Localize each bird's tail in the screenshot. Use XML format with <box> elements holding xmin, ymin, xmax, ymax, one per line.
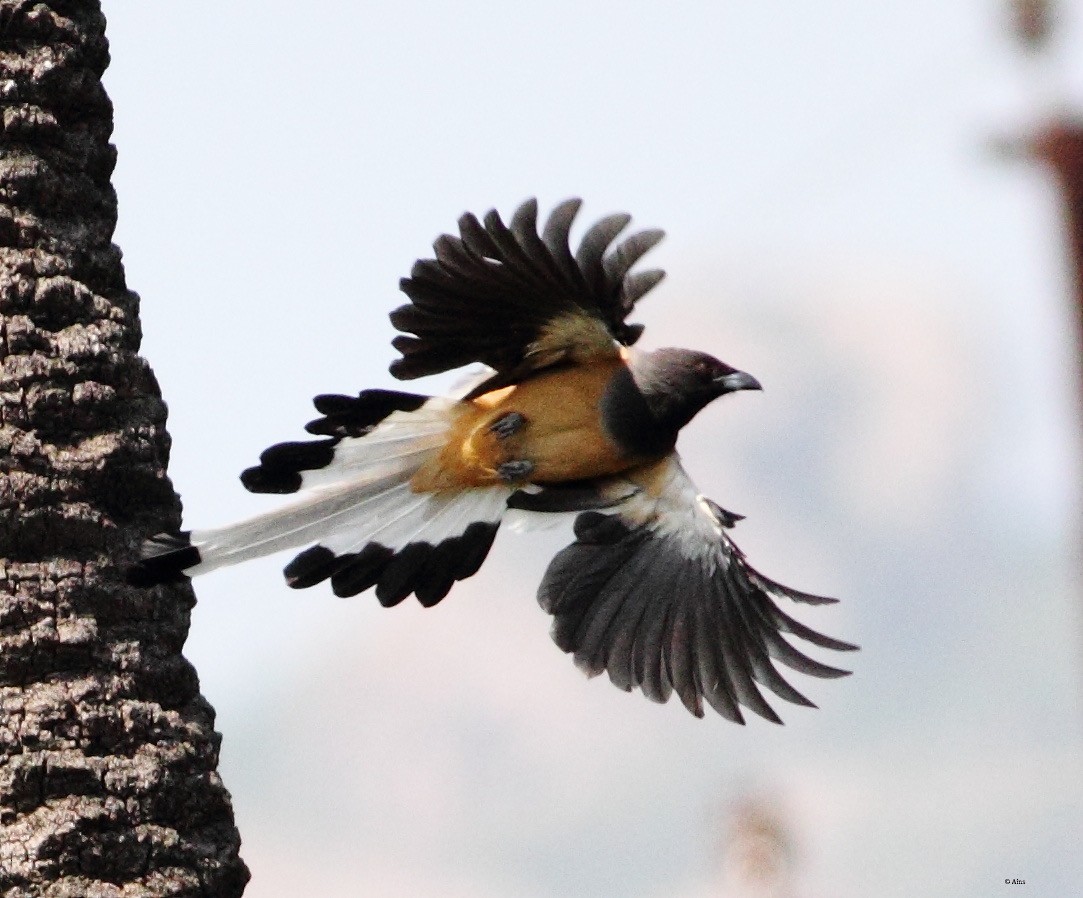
<box><xmin>128</xmin><ymin>389</ymin><xmax>514</xmax><ymax>606</ymax></box>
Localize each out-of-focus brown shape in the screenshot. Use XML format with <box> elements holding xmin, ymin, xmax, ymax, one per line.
<box><xmin>1009</xmin><ymin>0</ymin><xmax>1055</xmax><ymax>52</ymax></box>
<box><xmin>1032</xmin><ymin>123</ymin><xmax>1083</xmax><ymax>321</ymax></box>
<box><xmin>720</xmin><ymin>795</ymin><xmax>797</xmax><ymax>898</ymax></box>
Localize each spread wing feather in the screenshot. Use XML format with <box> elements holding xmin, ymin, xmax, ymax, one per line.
<box><xmin>391</xmin><ymin>198</ymin><xmax>665</xmax><ymax>388</ymax></box>
<box><xmin>536</xmin><ymin>459</ymin><xmax>857</xmax><ymax>722</ymax></box>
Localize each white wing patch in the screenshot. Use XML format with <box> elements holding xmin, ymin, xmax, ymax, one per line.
<box><xmin>319</xmin><ymin>482</ymin><xmax>511</xmax><ymax>557</ymax></box>
<box><xmin>297</xmin><ymin>398</ymin><xmax>455</xmax><ymax>491</ymax></box>
<box><xmin>607</xmin><ymin>456</ymin><xmax>729</xmax><ymax>571</ymax></box>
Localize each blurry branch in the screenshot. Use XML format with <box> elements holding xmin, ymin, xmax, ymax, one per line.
<box><xmin>995</xmin><ymin>0</ymin><xmax>1083</xmax><ymax>361</ymax></box>
<box><xmin>1008</xmin><ymin>0</ymin><xmax>1055</xmax><ymax>53</ymax></box>
<box><xmin>1031</xmin><ymin>123</ymin><xmax>1083</xmax><ymax>315</ymax></box>
<box><xmin>997</xmin><ymin>122</ymin><xmax>1083</xmax><ymax>317</ymax></box>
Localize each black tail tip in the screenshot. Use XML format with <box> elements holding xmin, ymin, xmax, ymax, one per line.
<box><xmin>126</xmin><ymin>531</ymin><xmax>200</xmax><ymax>587</ymax></box>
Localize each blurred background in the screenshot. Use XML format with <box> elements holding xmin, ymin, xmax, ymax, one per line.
<box><xmin>102</xmin><ymin>2</ymin><xmax>1082</xmax><ymax>895</ymax></box>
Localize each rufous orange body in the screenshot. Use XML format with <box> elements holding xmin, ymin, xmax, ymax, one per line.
<box><xmin>410</xmin><ymin>360</ymin><xmax>642</xmax><ymax>492</ymax></box>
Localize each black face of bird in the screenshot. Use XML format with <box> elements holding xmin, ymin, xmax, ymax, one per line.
<box><xmin>685</xmin><ymin>350</ymin><xmax>762</xmax><ymax>398</ymax></box>
<box><xmin>601</xmin><ymin>348</ymin><xmax>762</xmax><ymax>458</ymax></box>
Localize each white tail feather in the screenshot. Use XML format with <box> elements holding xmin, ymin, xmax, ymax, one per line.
<box><xmin>296</xmin><ymin>401</ymin><xmax>455</xmax><ymax>490</ymax></box>
<box><xmin>326</xmin><ymin>484</ymin><xmax>510</xmax><ymax>557</ymax></box>
<box><xmin>184</xmin><ymin>400</ymin><xmax>512</xmax><ymax>578</ymax></box>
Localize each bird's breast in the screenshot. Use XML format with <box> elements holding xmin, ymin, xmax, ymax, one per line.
<box><xmin>410</xmin><ymin>360</ymin><xmax>650</xmax><ymax>492</ymax></box>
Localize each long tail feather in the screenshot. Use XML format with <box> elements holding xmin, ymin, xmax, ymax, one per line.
<box><xmin>128</xmin><ymin>396</ymin><xmax>513</xmax><ymax>604</ymax></box>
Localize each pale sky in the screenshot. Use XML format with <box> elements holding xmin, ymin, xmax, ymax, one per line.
<box><xmin>102</xmin><ymin>3</ymin><xmax>1082</xmax><ymax>896</ymax></box>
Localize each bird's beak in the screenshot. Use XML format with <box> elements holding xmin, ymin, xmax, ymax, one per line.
<box><xmin>714</xmin><ymin>370</ymin><xmax>762</xmax><ymax>394</ymax></box>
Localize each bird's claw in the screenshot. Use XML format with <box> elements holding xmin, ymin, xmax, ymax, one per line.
<box><xmin>497</xmin><ymin>459</ymin><xmax>535</xmax><ymax>482</ymax></box>
<box><xmin>489</xmin><ymin>411</ymin><xmax>526</xmax><ymax>439</ymax></box>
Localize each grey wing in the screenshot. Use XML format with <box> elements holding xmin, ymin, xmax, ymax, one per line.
<box><xmin>536</xmin><ymin>462</ymin><xmax>857</xmax><ymax>723</ymax></box>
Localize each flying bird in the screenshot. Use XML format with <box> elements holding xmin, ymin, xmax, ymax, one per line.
<box><xmin>130</xmin><ymin>198</ymin><xmax>856</xmax><ymax>723</ymax></box>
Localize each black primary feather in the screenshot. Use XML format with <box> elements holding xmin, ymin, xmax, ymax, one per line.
<box><xmin>304</xmin><ymin>389</ymin><xmax>428</xmax><ymax>437</ymax></box>
<box><xmin>331</xmin><ymin>544</ymin><xmax>396</xmax><ymax>599</ymax></box>
<box><xmin>284</xmin><ymin>545</ymin><xmax>340</xmax><ymax>589</ymax></box>
<box><xmin>241</xmin><ymin>439</ymin><xmax>337</xmax><ymax>494</ymax></box>
<box><xmin>241</xmin><ymin>389</ymin><xmax>430</xmax><ymax>493</ymax></box>
<box><xmin>126</xmin><ymin>532</ymin><xmax>200</xmax><ymax>586</ymax></box>
<box><xmin>281</xmin><ymin>521</ymin><xmax>500</xmax><ymax>608</ymax></box>
<box><xmin>390</xmin><ymin>198</ymin><xmax>666</xmax><ymax>381</ymax></box>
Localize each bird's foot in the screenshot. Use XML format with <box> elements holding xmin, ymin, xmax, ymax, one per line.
<box><xmin>497</xmin><ymin>459</ymin><xmax>535</xmax><ymax>482</ymax></box>
<box><xmin>489</xmin><ymin>411</ymin><xmax>526</xmax><ymax>439</ymax></box>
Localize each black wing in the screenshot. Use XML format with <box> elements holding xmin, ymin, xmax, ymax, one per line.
<box><xmin>390</xmin><ymin>197</ymin><xmax>665</xmax><ymax>394</ymax></box>
<box><xmin>536</xmin><ymin>460</ymin><xmax>857</xmax><ymax>723</ymax></box>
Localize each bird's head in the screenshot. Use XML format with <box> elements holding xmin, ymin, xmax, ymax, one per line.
<box><xmin>602</xmin><ymin>347</ymin><xmax>762</xmax><ymax>455</ymax></box>
<box><xmin>634</xmin><ymin>347</ymin><xmax>761</xmax><ymax>418</ymax></box>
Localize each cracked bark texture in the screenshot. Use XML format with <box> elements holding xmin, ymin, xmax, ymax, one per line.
<box><xmin>0</xmin><ymin>2</ymin><xmax>248</xmax><ymax>895</ymax></box>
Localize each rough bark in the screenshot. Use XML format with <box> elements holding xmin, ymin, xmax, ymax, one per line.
<box><xmin>0</xmin><ymin>2</ymin><xmax>248</xmax><ymax>895</ymax></box>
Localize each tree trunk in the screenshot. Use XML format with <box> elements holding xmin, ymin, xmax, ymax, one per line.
<box><xmin>0</xmin><ymin>2</ymin><xmax>248</xmax><ymax>895</ymax></box>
